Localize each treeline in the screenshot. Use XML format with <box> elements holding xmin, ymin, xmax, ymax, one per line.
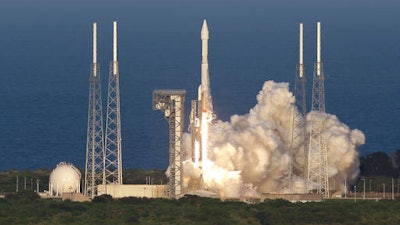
<box><xmin>1</xmin><ymin>192</ymin><xmax>400</xmax><ymax>224</ymax></box>
<box><xmin>360</xmin><ymin>150</ymin><xmax>400</xmax><ymax>177</ymax></box>
<box><xmin>1</xmin><ymin>150</ymin><xmax>400</xmax><ymax>193</ymax></box>
<box><xmin>0</xmin><ymin>169</ymin><xmax>167</xmax><ymax>193</ymax></box>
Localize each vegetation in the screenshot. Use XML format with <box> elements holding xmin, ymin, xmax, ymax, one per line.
<box><xmin>123</xmin><ymin>169</ymin><xmax>167</xmax><ymax>185</ymax></box>
<box><xmin>1</xmin><ymin>151</ymin><xmax>400</xmax><ymax>224</ymax></box>
<box><xmin>0</xmin><ymin>168</ymin><xmax>51</xmax><ymax>193</ymax></box>
<box><xmin>360</xmin><ymin>151</ymin><xmax>399</xmax><ymax>177</ymax></box>
<box><xmin>0</xmin><ymin>168</ymin><xmax>167</xmax><ymax>193</ymax></box>
<box><xmin>356</xmin><ymin>150</ymin><xmax>400</xmax><ymax>196</ymax></box>
<box><xmin>1</xmin><ymin>193</ymin><xmax>400</xmax><ymax>224</ymax></box>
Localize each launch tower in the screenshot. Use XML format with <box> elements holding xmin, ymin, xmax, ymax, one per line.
<box><xmin>307</xmin><ymin>22</ymin><xmax>329</xmax><ymax>197</ymax></box>
<box><xmin>289</xmin><ymin>23</ymin><xmax>307</xmax><ymax>190</ymax></box>
<box><xmin>84</xmin><ymin>23</ymin><xmax>105</xmax><ymax>198</ymax></box>
<box><xmin>153</xmin><ymin>90</ymin><xmax>186</xmax><ymax>199</ymax></box>
<box><xmin>104</xmin><ymin>21</ymin><xmax>123</xmax><ymax>184</ymax></box>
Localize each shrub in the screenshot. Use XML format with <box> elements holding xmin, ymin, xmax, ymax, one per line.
<box><xmin>92</xmin><ymin>194</ymin><xmax>113</xmax><ymax>203</ymax></box>
<box><xmin>5</xmin><ymin>190</ymin><xmax>40</xmax><ymax>202</ymax></box>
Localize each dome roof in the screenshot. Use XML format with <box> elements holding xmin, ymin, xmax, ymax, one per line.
<box><xmin>49</xmin><ymin>162</ymin><xmax>81</xmax><ymax>196</ymax></box>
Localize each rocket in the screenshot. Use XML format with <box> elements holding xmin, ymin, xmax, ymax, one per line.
<box><xmin>199</xmin><ymin>20</ymin><xmax>211</xmax><ymax>113</ymax></box>
<box><xmin>190</xmin><ymin>19</ymin><xmax>212</xmax><ymax>169</ymax></box>
<box><xmin>198</xmin><ymin>19</ymin><xmax>212</xmax><ymax>170</ymax></box>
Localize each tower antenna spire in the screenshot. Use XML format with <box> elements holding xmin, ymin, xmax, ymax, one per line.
<box><xmin>93</xmin><ymin>23</ymin><xmax>97</xmax><ymax>65</ymax></box>
<box><xmin>317</xmin><ymin>22</ymin><xmax>321</xmax><ymax>76</ymax></box>
<box><xmin>113</xmin><ymin>21</ymin><xmax>117</xmax><ymax>62</ymax></box>
<box><xmin>290</xmin><ymin>23</ymin><xmax>307</xmax><ymax>190</ymax></box>
<box><xmin>84</xmin><ymin>22</ymin><xmax>105</xmax><ymax>198</ymax></box>
<box><xmin>307</xmin><ymin>21</ymin><xmax>329</xmax><ymax>197</ymax></box>
<box><xmin>105</xmin><ymin>21</ymin><xmax>123</xmax><ymax>184</ymax></box>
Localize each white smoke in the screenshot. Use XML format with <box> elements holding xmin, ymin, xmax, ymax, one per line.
<box><xmin>310</xmin><ymin>112</ymin><xmax>365</xmax><ymax>191</ymax></box>
<box><xmin>181</xmin><ymin>80</ymin><xmax>365</xmax><ymax>197</ymax></box>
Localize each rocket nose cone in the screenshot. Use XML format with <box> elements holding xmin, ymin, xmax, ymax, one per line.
<box><xmin>201</xmin><ymin>20</ymin><xmax>209</xmax><ymax>40</ymax></box>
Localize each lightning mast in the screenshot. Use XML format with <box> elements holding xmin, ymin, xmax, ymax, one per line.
<box><xmin>104</xmin><ymin>21</ymin><xmax>123</xmax><ymax>184</ymax></box>
<box><xmin>289</xmin><ymin>23</ymin><xmax>307</xmax><ymax>190</ymax></box>
<box><xmin>84</xmin><ymin>22</ymin><xmax>105</xmax><ymax>198</ymax></box>
<box><xmin>307</xmin><ymin>22</ymin><xmax>329</xmax><ymax>197</ymax></box>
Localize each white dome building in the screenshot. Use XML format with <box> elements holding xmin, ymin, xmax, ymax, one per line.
<box><xmin>49</xmin><ymin>162</ymin><xmax>81</xmax><ymax>196</ymax></box>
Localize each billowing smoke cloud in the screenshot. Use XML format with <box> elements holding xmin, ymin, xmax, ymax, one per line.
<box><xmin>181</xmin><ymin>80</ymin><xmax>364</xmax><ymax>197</ymax></box>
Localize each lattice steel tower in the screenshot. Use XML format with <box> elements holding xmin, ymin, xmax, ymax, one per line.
<box><xmin>289</xmin><ymin>23</ymin><xmax>307</xmax><ymax>190</ymax></box>
<box><xmin>104</xmin><ymin>21</ymin><xmax>123</xmax><ymax>184</ymax></box>
<box><xmin>307</xmin><ymin>22</ymin><xmax>329</xmax><ymax>197</ymax></box>
<box><xmin>84</xmin><ymin>23</ymin><xmax>105</xmax><ymax>198</ymax></box>
<box><xmin>152</xmin><ymin>90</ymin><xmax>185</xmax><ymax>199</ymax></box>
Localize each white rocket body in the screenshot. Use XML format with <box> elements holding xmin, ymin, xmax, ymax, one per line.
<box><xmin>200</xmin><ymin>20</ymin><xmax>210</xmax><ymax>112</ymax></box>
<box><xmin>201</xmin><ymin>20</ymin><xmax>209</xmax><ymax>95</ymax></box>
<box><xmin>195</xmin><ymin>20</ymin><xmax>212</xmax><ymax>170</ymax></box>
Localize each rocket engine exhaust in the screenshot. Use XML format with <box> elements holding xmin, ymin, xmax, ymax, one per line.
<box><xmin>180</xmin><ymin>21</ymin><xmax>365</xmax><ymax>199</ymax></box>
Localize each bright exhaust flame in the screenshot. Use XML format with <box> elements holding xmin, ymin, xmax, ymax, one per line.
<box><xmin>194</xmin><ymin>140</ymin><xmax>200</xmax><ymax>167</ymax></box>
<box><xmin>201</xmin><ymin>112</ymin><xmax>209</xmax><ymax>170</ymax></box>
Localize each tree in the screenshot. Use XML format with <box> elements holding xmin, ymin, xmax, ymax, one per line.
<box><xmin>360</xmin><ymin>151</ymin><xmax>395</xmax><ymax>176</ymax></box>
<box><xmin>390</xmin><ymin>149</ymin><xmax>400</xmax><ymax>176</ymax></box>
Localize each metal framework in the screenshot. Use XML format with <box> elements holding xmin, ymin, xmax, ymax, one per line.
<box><xmin>189</xmin><ymin>100</ymin><xmax>200</xmax><ymax>163</ymax></box>
<box><xmin>84</xmin><ymin>63</ymin><xmax>105</xmax><ymax>197</ymax></box>
<box><xmin>152</xmin><ymin>90</ymin><xmax>185</xmax><ymax>199</ymax></box>
<box><xmin>84</xmin><ymin>23</ymin><xmax>105</xmax><ymax>198</ymax></box>
<box><xmin>307</xmin><ymin>22</ymin><xmax>329</xmax><ymax>197</ymax></box>
<box><xmin>104</xmin><ymin>21</ymin><xmax>123</xmax><ymax>184</ymax></box>
<box><xmin>289</xmin><ymin>23</ymin><xmax>307</xmax><ymax>190</ymax></box>
<box><xmin>104</xmin><ymin>61</ymin><xmax>123</xmax><ymax>184</ymax></box>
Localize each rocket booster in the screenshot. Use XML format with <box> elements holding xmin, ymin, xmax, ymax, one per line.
<box><xmin>199</xmin><ymin>20</ymin><xmax>210</xmax><ymax>113</ymax></box>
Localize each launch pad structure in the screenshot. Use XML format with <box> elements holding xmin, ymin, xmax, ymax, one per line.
<box><xmin>152</xmin><ymin>90</ymin><xmax>186</xmax><ymax>199</ymax></box>
<box><xmin>84</xmin><ymin>23</ymin><xmax>105</xmax><ymax>198</ymax></box>
<box><xmin>104</xmin><ymin>21</ymin><xmax>123</xmax><ymax>185</ymax></box>
<box><xmin>307</xmin><ymin>22</ymin><xmax>329</xmax><ymax>197</ymax></box>
<box><xmin>84</xmin><ymin>21</ymin><xmax>123</xmax><ymax>198</ymax></box>
<box><xmin>84</xmin><ymin>21</ymin><xmax>184</xmax><ymax>199</ymax></box>
<box><xmin>289</xmin><ymin>23</ymin><xmax>307</xmax><ymax>190</ymax></box>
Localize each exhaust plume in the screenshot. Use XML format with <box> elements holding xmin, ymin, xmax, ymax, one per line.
<box><xmin>181</xmin><ymin>80</ymin><xmax>364</xmax><ymax>197</ymax></box>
